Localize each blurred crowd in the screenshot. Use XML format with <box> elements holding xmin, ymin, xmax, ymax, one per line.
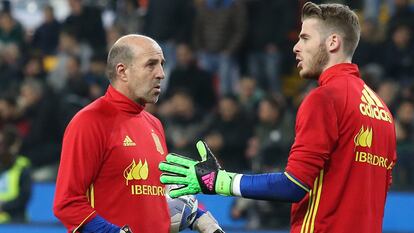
<box><xmin>0</xmin><ymin>0</ymin><xmax>413</xmax><ymax>229</ymax></box>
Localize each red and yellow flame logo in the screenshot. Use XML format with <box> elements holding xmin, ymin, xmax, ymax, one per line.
<box><xmin>124</xmin><ymin>159</ymin><xmax>149</xmax><ymax>185</ymax></box>
<box><xmin>354</xmin><ymin>126</ymin><xmax>373</xmax><ymax>148</ymax></box>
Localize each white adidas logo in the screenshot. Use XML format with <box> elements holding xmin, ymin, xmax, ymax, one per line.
<box><xmin>359</xmin><ymin>85</ymin><xmax>392</xmax><ymax>123</ymax></box>
<box><xmin>123</xmin><ymin>136</ymin><xmax>136</xmax><ymax>147</ymax></box>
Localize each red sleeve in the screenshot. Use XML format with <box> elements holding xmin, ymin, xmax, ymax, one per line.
<box><xmin>286</xmin><ymin>89</ymin><xmax>339</xmax><ymax>188</ymax></box>
<box><xmin>53</xmin><ymin>110</ymin><xmax>108</xmax><ymax>232</ymax></box>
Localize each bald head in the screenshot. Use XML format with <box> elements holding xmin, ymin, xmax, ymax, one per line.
<box><xmin>106</xmin><ymin>34</ymin><xmax>162</xmax><ymax>83</ymax></box>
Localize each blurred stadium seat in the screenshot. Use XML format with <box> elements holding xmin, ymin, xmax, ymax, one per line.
<box><xmin>0</xmin><ymin>224</ymin><xmax>66</xmax><ymax>233</ymax></box>
<box><xmin>383</xmin><ymin>192</ymin><xmax>414</xmax><ymax>232</ymax></box>
<box><xmin>27</xmin><ymin>182</ymin><xmax>59</xmax><ymax>223</ymax></box>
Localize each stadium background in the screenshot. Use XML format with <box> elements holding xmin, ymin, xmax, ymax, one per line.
<box><xmin>0</xmin><ymin>0</ymin><xmax>413</xmax><ymax>232</ymax></box>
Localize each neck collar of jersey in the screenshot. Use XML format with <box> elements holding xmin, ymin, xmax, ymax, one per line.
<box><xmin>105</xmin><ymin>85</ymin><xmax>144</xmax><ymax>115</ymax></box>
<box><xmin>318</xmin><ymin>63</ymin><xmax>360</xmax><ymax>86</ymax></box>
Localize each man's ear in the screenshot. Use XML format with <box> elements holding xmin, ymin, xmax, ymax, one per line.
<box><xmin>116</xmin><ymin>63</ymin><xmax>128</xmax><ymax>82</ymax></box>
<box><xmin>326</xmin><ymin>33</ymin><xmax>341</xmax><ymax>53</ymax></box>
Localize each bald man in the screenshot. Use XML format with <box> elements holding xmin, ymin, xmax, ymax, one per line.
<box><xmin>54</xmin><ymin>35</ymin><xmax>223</xmax><ymax>233</ymax></box>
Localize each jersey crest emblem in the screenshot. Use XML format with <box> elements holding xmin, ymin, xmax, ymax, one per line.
<box><xmin>151</xmin><ymin>131</ymin><xmax>165</xmax><ymax>155</ymax></box>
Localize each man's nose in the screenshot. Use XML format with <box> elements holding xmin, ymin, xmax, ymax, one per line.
<box><xmin>293</xmin><ymin>41</ymin><xmax>300</xmax><ymax>54</ymax></box>
<box><xmin>156</xmin><ymin>65</ymin><xmax>165</xmax><ymax>79</ymax></box>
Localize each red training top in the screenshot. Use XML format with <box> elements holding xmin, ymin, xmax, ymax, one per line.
<box><xmin>54</xmin><ymin>85</ymin><xmax>170</xmax><ymax>233</ymax></box>
<box><xmin>286</xmin><ymin>63</ymin><xmax>397</xmax><ymax>233</ymax></box>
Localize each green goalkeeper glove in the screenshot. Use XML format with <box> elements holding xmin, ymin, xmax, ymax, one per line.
<box><xmin>159</xmin><ymin>140</ymin><xmax>236</xmax><ymax>198</ymax></box>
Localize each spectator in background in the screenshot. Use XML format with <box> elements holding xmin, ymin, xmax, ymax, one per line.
<box><xmin>0</xmin><ymin>94</ymin><xmax>29</xmax><ymax>140</ymax></box>
<box><xmin>395</xmin><ymin>100</ymin><xmax>414</xmax><ymax>140</ymax></box>
<box><xmin>202</xmin><ymin>95</ymin><xmax>252</xmax><ymax>172</ymax></box>
<box><xmin>0</xmin><ymin>124</ymin><xmax>32</xmax><ymax>223</ymax></box>
<box><xmin>57</xmin><ymin>54</ymin><xmax>91</xmax><ymax>130</ymax></box>
<box><xmin>387</xmin><ymin>0</ymin><xmax>414</xmax><ymax>36</ymax></box>
<box><xmin>23</xmin><ymin>55</ymin><xmax>47</xmax><ymax>81</ymax></box>
<box><xmin>61</xmin><ymin>55</ymin><xmax>90</xmax><ymax>100</ymax></box>
<box><xmin>84</xmin><ymin>54</ymin><xmax>109</xmax><ymax>100</ymax></box>
<box><xmin>144</xmin><ymin>0</ymin><xmax>194</xmax><ymax>80</ymax></box>
<box><xmin>164</xmin><ymin>43</ymin><xmax>216</xmax><ymax>111</ymax></box>
<box><xmin>31</xmin><ymin>5</ymin><xmax>61</xmax><ymax>56</ymax></box>
<box><xmin>106</xmin><ymin>25</ymin><xmax>125</xmax><ymax>50</ymax></box>
<box><xmin>237</xmin><ymin>76</ymin><xmax>265</xmax><ymax>118</ymax></box>
<box><xmin>376</xmin><ymin>80</ymin><xmax>400</xmax><ymax>111</ymax></box>
<box><xmin>194</xmin><ymin>0</ymin><xmax>247</xmax><ymax>95</ymax></box>
<box><xmin>47</xmin><ymin>29</ymin><xmax>92</xmax><ymax>91</ymax></box>
<box><xmin>399</xmin><ymin>82</ymin><xmax>414</xmax><ymax>102</ymax></box>
<box><xmin>353</xmin><ymin>18</ymin><xmax>382</xmax><ymax>67</ymax></box>
<box><xmin>245</xmin><ymin>0</ymin><xmax>296</xmax><ymax>93</ymax></box>
<box><xmin>245</xmin><ymin>96</ymin><xmax>294</xmax><ymax>173</ymax></box>
<box><xmin>106</xmin><ymin>25</ymin><xmax>125</xmax><ymax>52</ymax></box>
<box><xmin>0</xmin><ymin>43</ymin><xmax>22</xmax><ymax>93</ymax></box>
<box><xmin>393</xmin><ymin>100</ymin><xmax>414</xmax><ymax>189</ymax></box>
<box><xmin>161</xmin><ymin>90</ymin><xmax>205</xmax><ymax>159</ymax></box>
<box><xmin>64</xmin><ymin>0</ymin><xmax>106</xmax><ymax>53</ymax></box>
<box><xmin>363</xmin><ymin>0</ymin><xmax>395</xmax><ymax>24</ymax></box>
<box><xmin>18</xmin><ymin>79</ymin><xmax>60</xmax><ymax>181</ymax></box>
<box><xmin>113</xmin><ymin>0</ymin><xmax>145</xmax><ymax>34</ymax></box>
<box><xmin>0</xmin><ymin>10</ymin><xmax>24</xmax><ymax>51</ymax></box>
<box><xmin>382</xmin><ymin>24</ymin><xmax>414</xmax><ymax>83</ymax></box>
<box><xmin>0</xmin><ymin>95</ymin><xmax>19</xmax><ymax>129</ymax></box>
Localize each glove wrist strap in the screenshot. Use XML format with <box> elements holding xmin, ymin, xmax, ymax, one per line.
<box><xmin>215</xmin><ymin>170</ymin><xmax>236</xmax><ymax>196</ymax></box>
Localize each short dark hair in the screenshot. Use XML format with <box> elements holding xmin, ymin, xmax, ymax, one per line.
<box><xmin>302</xmin><ymin>2</ymin><xmax>361</xmax><ymax>57</ymax></box>
<box><xmin>106</xmin><ymin>45</ymin><xmax>135</xmax><ymax>83</ymax></box>
<box><xmin>1</xmin><ymin>124</ymin><xmax>20</xmax><ymax>148</ymax></box>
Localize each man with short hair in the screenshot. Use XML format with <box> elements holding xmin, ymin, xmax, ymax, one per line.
<box><xmin>159</xmin><ymin>2</ymin><xmax>397</xmax><ymax>233</ymax></box>
<box><xmin>54</xmin><ymin>35</ymin><xmax>223</xmax><ymax>233</ymax></box>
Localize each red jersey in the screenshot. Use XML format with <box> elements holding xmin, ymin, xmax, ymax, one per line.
<box><xmin>286</xmin><ymin>64</ymin><xmax>396</xmax><ymax>233</ymax></box>
<box><xmin>53</xmin><ymin>86</ymin><xmax>170</xmax><ymax>233</ymax></box>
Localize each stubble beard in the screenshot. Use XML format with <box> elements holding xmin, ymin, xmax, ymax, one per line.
<box><xmin>153</xmin><ymin>95</ymin><xmax>160</xmax><ymax>104</ymax></box>
<box><xmin>138</xmin><ymin>95</ymin><xmax>158</xmax><ymax>106</ymax></box>
<box><xmin>147</xmin><ymin>90</ymin><xmax>160</xmax><ymax>105</ymax></box>
<box><xmin>301</xmin><ymin>43</ymin><xmax>329</xmax><ymax>80</ymax></box>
